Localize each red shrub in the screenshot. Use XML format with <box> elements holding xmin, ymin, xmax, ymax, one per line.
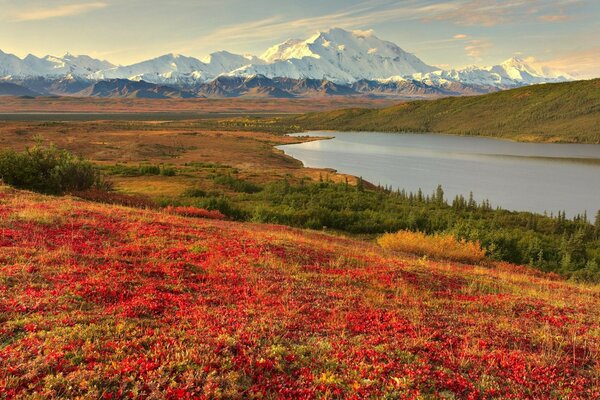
<box><xmin>164</xmin><ymin>205</ymin><xmax>226</xmax><ymax>220</ymax></box>
<box><xmin>72</xmin><ymin>189</ymin><xmax>156</xmax><ymax>209</ymax></box>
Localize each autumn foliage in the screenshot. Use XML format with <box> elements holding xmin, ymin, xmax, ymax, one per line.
<box><xmin>164</xmin><ymin>205</ymin><xmax>226</xmax><ymax>220</ymax></box>
<box><xmin>0</xmin><ymin>186</ymin><xmax>599</xmax><ymax>399</ymax></box>
<box><xmin>378</xmin><ymin>230</ymin><xmax>487</xmax><ymax>264</ymax></box>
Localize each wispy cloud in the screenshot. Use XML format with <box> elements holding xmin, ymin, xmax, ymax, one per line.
<box><xmin>464</xmin><ymin>39</ymin><xmax>492</xmax><ymax>59</ymax></box>
<box><xmin>534</xmin><ymin>46</ymin><xmax>600</xmax><ymax>78</ymax></box>
<box><xmin>538</xmin><ymin>14</ymin><xmax>570</xmax><ymax>22</ymax></box>
<box><xmin>174</xmin><ymin>0</ymin><xmax>587</xmax><ymax>56</ymax></box>
<box><xmin>453</xmin><ymin>34</ymin><xmax>469</xmax><ymax>39</ymax></box>
<box><xmin>174</xmin><ymin>1</ymin><xmax>457</xmax><ymax>54</ymax></box>
<box><xmin>13</xmin><ymin>2</ymin><xmax>107</xmax><ymax>22</ymax></box>
<box><xmin>424</xmin><ymin>0</ymin><xmax>583</xmax><ymax>27</ymax></box>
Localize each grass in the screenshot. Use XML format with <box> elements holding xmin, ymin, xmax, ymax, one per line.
<box><xmin>0</xmin><ymin>96</ymin><xmax>394</xmax><ymax>115</ymax></box>
<box><xmin>0</xmin><ymin>187</ymin><xmax>598</xmax><ymax>398</ymax></box>
<box><xmin>378</xmin><ymin>230</ymin><xmax>486</xmax><ymax>264</ymax></box>
<box><xmin>290</xmin><ymin>79</ymin><xmax>600</xmax><ymax>143</ymax></box>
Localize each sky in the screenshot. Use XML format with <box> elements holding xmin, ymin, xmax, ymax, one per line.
<box><xmin>0</xmin><ymin>0</ymin><xmax>598</xmax><ymax>78</ymax></box>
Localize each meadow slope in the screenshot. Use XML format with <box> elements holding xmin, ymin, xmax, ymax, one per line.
<box><xmin>1</xmin><ymin>186</ymin><xmax>599</xmax><ymax>398</ymax></box>
<box><xmin>291</xmin><ymin>79</ymin><xmax>600</xmax><ymax>143</ymax></box>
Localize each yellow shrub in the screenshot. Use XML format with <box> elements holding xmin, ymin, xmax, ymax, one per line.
<box><xmin>377</xmin><ymin>230</ymin><xmax>486</xmax><ymax>264</ymax></box>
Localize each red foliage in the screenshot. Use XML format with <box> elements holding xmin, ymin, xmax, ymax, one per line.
<box><xmin>164</xmin><ymin>205</ymin><xmax>226</xmax><ymax>220</ymax></box>
<box><xmin>0</xmin><ymin>189</ymin><xmax>598</xmax><ymax>399</ymax></box>
<box><xmin>72</xmin><ymin>188</ymin><xmax>156</xmax><ymax>209</ymax></box>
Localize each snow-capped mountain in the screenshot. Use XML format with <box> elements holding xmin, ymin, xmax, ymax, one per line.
<box><xmin>0</xmin><ymin>28</ymin><xmax>573</xmax><ymax>98</ymax></box>
<box><xmin>92</xmin><ymin>51</ymin><xmax>263</xmax><ymax>85</ymax></box>
<box><xmin>0</xmin><ymin>50</ymin><xmax>113</xmax><ymax>78</ymax></box>
<box><xmin>232</xmin><ymin>28</ymin><xmax>436</xmax><ymax>83</ymax></box>
<box><xmin>411</xmin><ymin>57</ymin><xmax>572</xmax><ymax>89</ymax></box>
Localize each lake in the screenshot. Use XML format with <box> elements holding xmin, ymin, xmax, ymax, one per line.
<box><xmin>277</xmin><ymin>132</ymin><xmax>600</xmax><ymax>218</ymax></box>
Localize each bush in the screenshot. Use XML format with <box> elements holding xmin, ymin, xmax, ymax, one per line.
<box><xmin>160</xmin><ymin>166</ymin><xmax>177</xmax><ymax>176</ymax></box>
<box><xmin>0</xmin><ymin>145</ymin><xmax>103</xmax><ymax>195</ymax></box>
<box><xmin>194</xmin><ymin>196</ymin><xmax>248</xmax><ymax>220</ymax></box>
<box><xmin>138</xmin><ymin>165</ymin><xmax>161</xmax><ymax>175</ymax></box>
<box><xmin>105</xmin><ymin>164</ymin><xmax>177</xmax><ymax>177</ymax></box>
<box><xmin>72</xmin><ymin>189</ymin><xmax>156</xmax><ymax>209</ymax></box>
<box><xmin>164</xmin><ymin>206</ymin><xmax>226</xmax><ymax>220</ymax></box>
<box><xmin>378</xmin><ymin>230</ymin><xmax>486</xmax><ymax>264</ymax></box>
<box><xmin>212</xmin><ymin>173</ymin><xmax>262</xmax><ymax>193</ymax></box>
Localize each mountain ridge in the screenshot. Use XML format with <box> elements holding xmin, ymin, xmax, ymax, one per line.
<box><xmin>0</xmin><ymin>28</ymin><xmax>572</xmax><ymax>93</ymax></box>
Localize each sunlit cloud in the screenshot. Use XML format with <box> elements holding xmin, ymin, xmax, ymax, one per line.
<box><xmin>12</xmin><ymin>2</ymin><xmax>107</xmax><ymax>22</ymax></box>
<box><xmin>425</xmin><ymin>0</ymin><xmax>582</xmax><ymax>27</ymax></box>
<box><xmin>465</xmin><ymin>39</ymin><xmax>492</xmax><ymax>59</ymax></box>
<box><xmin>538</xmin><ymin>14</ymin><xmax>570</xmax><ymax>22</ymax></box>
<box><xmin>533</xmin><ymin>46</ymin><xmax>600</xmax><ymax>78</ymax></box>
<box><xmin>453</xmin><ymin>34</ymin><xmax>468</xmax><ymax>39</ymax></box>
<box><xmin>174</xmin><ymin>1</ymin><xmax>458</xmax><ymax>54</ymax></box>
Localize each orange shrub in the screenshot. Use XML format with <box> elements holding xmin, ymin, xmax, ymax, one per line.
<box><xmin>378</xmin><ymin>230</ymin><xmax>486</xmax><ymax>264</ymax></box>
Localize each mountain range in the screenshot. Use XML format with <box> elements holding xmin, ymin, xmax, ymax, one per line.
<box><xmin>0</xmin><ymin>28</ymin><xmax>572</xmax><ymax>99</ymax></box>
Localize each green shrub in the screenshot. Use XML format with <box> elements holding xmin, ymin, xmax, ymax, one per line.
<box><xmin>104</xmin><ymin>164</ymin><xmax>177</xmax><ymax>177</ymax></box>
<box><xmin>212</xmin><ymin>173</ymin><xmax>262</xmax><ymax>193</ymax></box>
<box><xmin>0</xmin><ymin>145</ymin><xmax>104</xmax><ymax>195</ymax></box>
<box><xmin>139</xmin><ymin>165</ymin><xmax>161</xmax><ymax>175</ymax></box>
<box><xmin>160</xmin><ymin>166</ymin><xmax>177</xmax><ymax>176</ymax></box>
<box><xmin>182</xmin><ymin>187</ymin><xmax>207</xmax><ymax>198</ymax></box>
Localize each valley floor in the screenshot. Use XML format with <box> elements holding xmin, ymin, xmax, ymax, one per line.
<box><xmin>0</xmin><ymin>187</ymin><xmax>599</xmax><ymax>398</ymax></box>
<box><xmin>0</xmin><ymin>96</ymin><xmax>395</xmax><ymax>115</ymax></box>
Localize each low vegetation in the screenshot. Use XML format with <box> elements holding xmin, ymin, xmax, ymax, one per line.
<box><xmin>289</xmin><ymin>79</ymin><xmax>600</xmax><ymax>143</ymax></box>
<box><xmin>0</xmin><ymin>188</ymin><xmax>598</xmax><ymax>398</ymax></box>
<box><xmin>0</xmin><ymin>144</ymin><xmax>108</xmax><ymax>194</ymax></box>
<box><xmin>164</xmin><ymin>205</ymin><xmax>226</xmax><ymax>220</ymax></box>
<box><xmin>203</xmin><ymin>179</ymin><xmax>599</xmax><ymax>283</ymax></box>
<box><xmin>104</xmin><ymin>163</ymin><xmax>177</xmax><ymax>177</ymax></box>
<box><xmin>378</xmin><ymin>230</ymin><xmax>486</xmax><ymax>264</ymax></box>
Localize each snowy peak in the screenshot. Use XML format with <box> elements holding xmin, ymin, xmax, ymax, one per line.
<box><xmin>496</xmin><ymin>57</ymin><xmax>572</xmax><ymax>81</ymax></box>
<box><xmin>261</xmin><ymin>39</ymin><xmax>305</xmax><ymax>62</ymax></box>
<box><xmin>409</xmin><ymin>56</ymin><xmax>572</xmax><ymax>89</ymax></box>
<box><xmin>201</xmin><ymin>51</ymin><xmax>264</xmax><ymax>76</ymax></box>
<box><xmin>93</xmin><ymin>53</ymin><xmax>209</xmax><ymax>83</ymax></box>
<box><xmin>93</xmin><ymin>51</ymin><xmax>265</xmax><ymax>84</ymax></box>
<box><xmin>250</xmin><ymin>28</ymin><xmax>436</xmax><ymax>83</ymax></box>
<box><xmin>0</xmin><ymin>51</ymin><xmax>115</xmax><ymax>78</ymax></box>
<box><xmin>61</xmin><ymin>54</ymin><xmax>114</xmax><ymax>72</ymax></box>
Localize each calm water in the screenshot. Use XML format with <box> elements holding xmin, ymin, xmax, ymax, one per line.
<box><xmin>278</xmin><ymin>132</ymin><xmax>600</xmax><ymax>218</ymax></box>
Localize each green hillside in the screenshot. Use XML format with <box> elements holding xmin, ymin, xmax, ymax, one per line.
<box><xmin>292</xmin><ymin>79</ymin><xmax>600</xmax><ymax>143</ymax></box>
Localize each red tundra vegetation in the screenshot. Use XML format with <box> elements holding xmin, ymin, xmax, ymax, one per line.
<box><xmin>0</xmin><ymin>185</ymin><xmax>598</xmax><ymax>399</ymax></box>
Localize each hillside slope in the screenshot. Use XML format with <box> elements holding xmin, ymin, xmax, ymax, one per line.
<box><xmin>0</xmin><ymin>82</ymin><xmax>40</xmax><ymax>97</ymax></box>
<box><xmin>292</xmin><ymin>79</ymin><xmax>600</xmax><ymax>143</ymax></box>
<box><xmin>0</xmin><ymin>187</ymin><xmax>599</xmax><ymax>398</ymax></box>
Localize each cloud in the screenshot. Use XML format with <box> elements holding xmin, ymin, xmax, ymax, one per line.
<box><xmin>174</xmin><ymin>1</ymin><xmax>459</xmax><ymax>54</ymax></box>
<box><xmin>538</xmin><ymin>14</ymin><xmax>570</xmax><ymax>22</ymax></box>
<box><xmin>424</xmin><ymin>0</ymin><xmax>582</xmax><ymax>27</ymax></box>
<box><xmin>464</xmin><ymin>39</ymin><xmax>492</xmax><ymax>59</ymax></box>
<box><xmin>13</xmin><ymin>2</ymin><xmax>107</xmax><ymax>22</ymax></box>
<box><xmin>535</xmin><ymin>46</ymin><xmax>600</xmax><ymax>78</ymax></box>
<box><xmin>180</xmin><ymin>0</ymin><xmax>585</xmax><ymax>56</ymax></box>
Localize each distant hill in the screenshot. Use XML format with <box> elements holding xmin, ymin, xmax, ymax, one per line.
<box><xmin>292</xmin><ymin>79</ymin><xmax>600</xmax><ymax>143</ymax></box>
<box><xmin>0</xmin><ymin>82</ymin><xmax>40</xmax><ymax>97</ymax></box>
<box><xmin>77</xmin><ymin>79</ymin><xmax>198</xmax><ymax>99</ymax></box>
